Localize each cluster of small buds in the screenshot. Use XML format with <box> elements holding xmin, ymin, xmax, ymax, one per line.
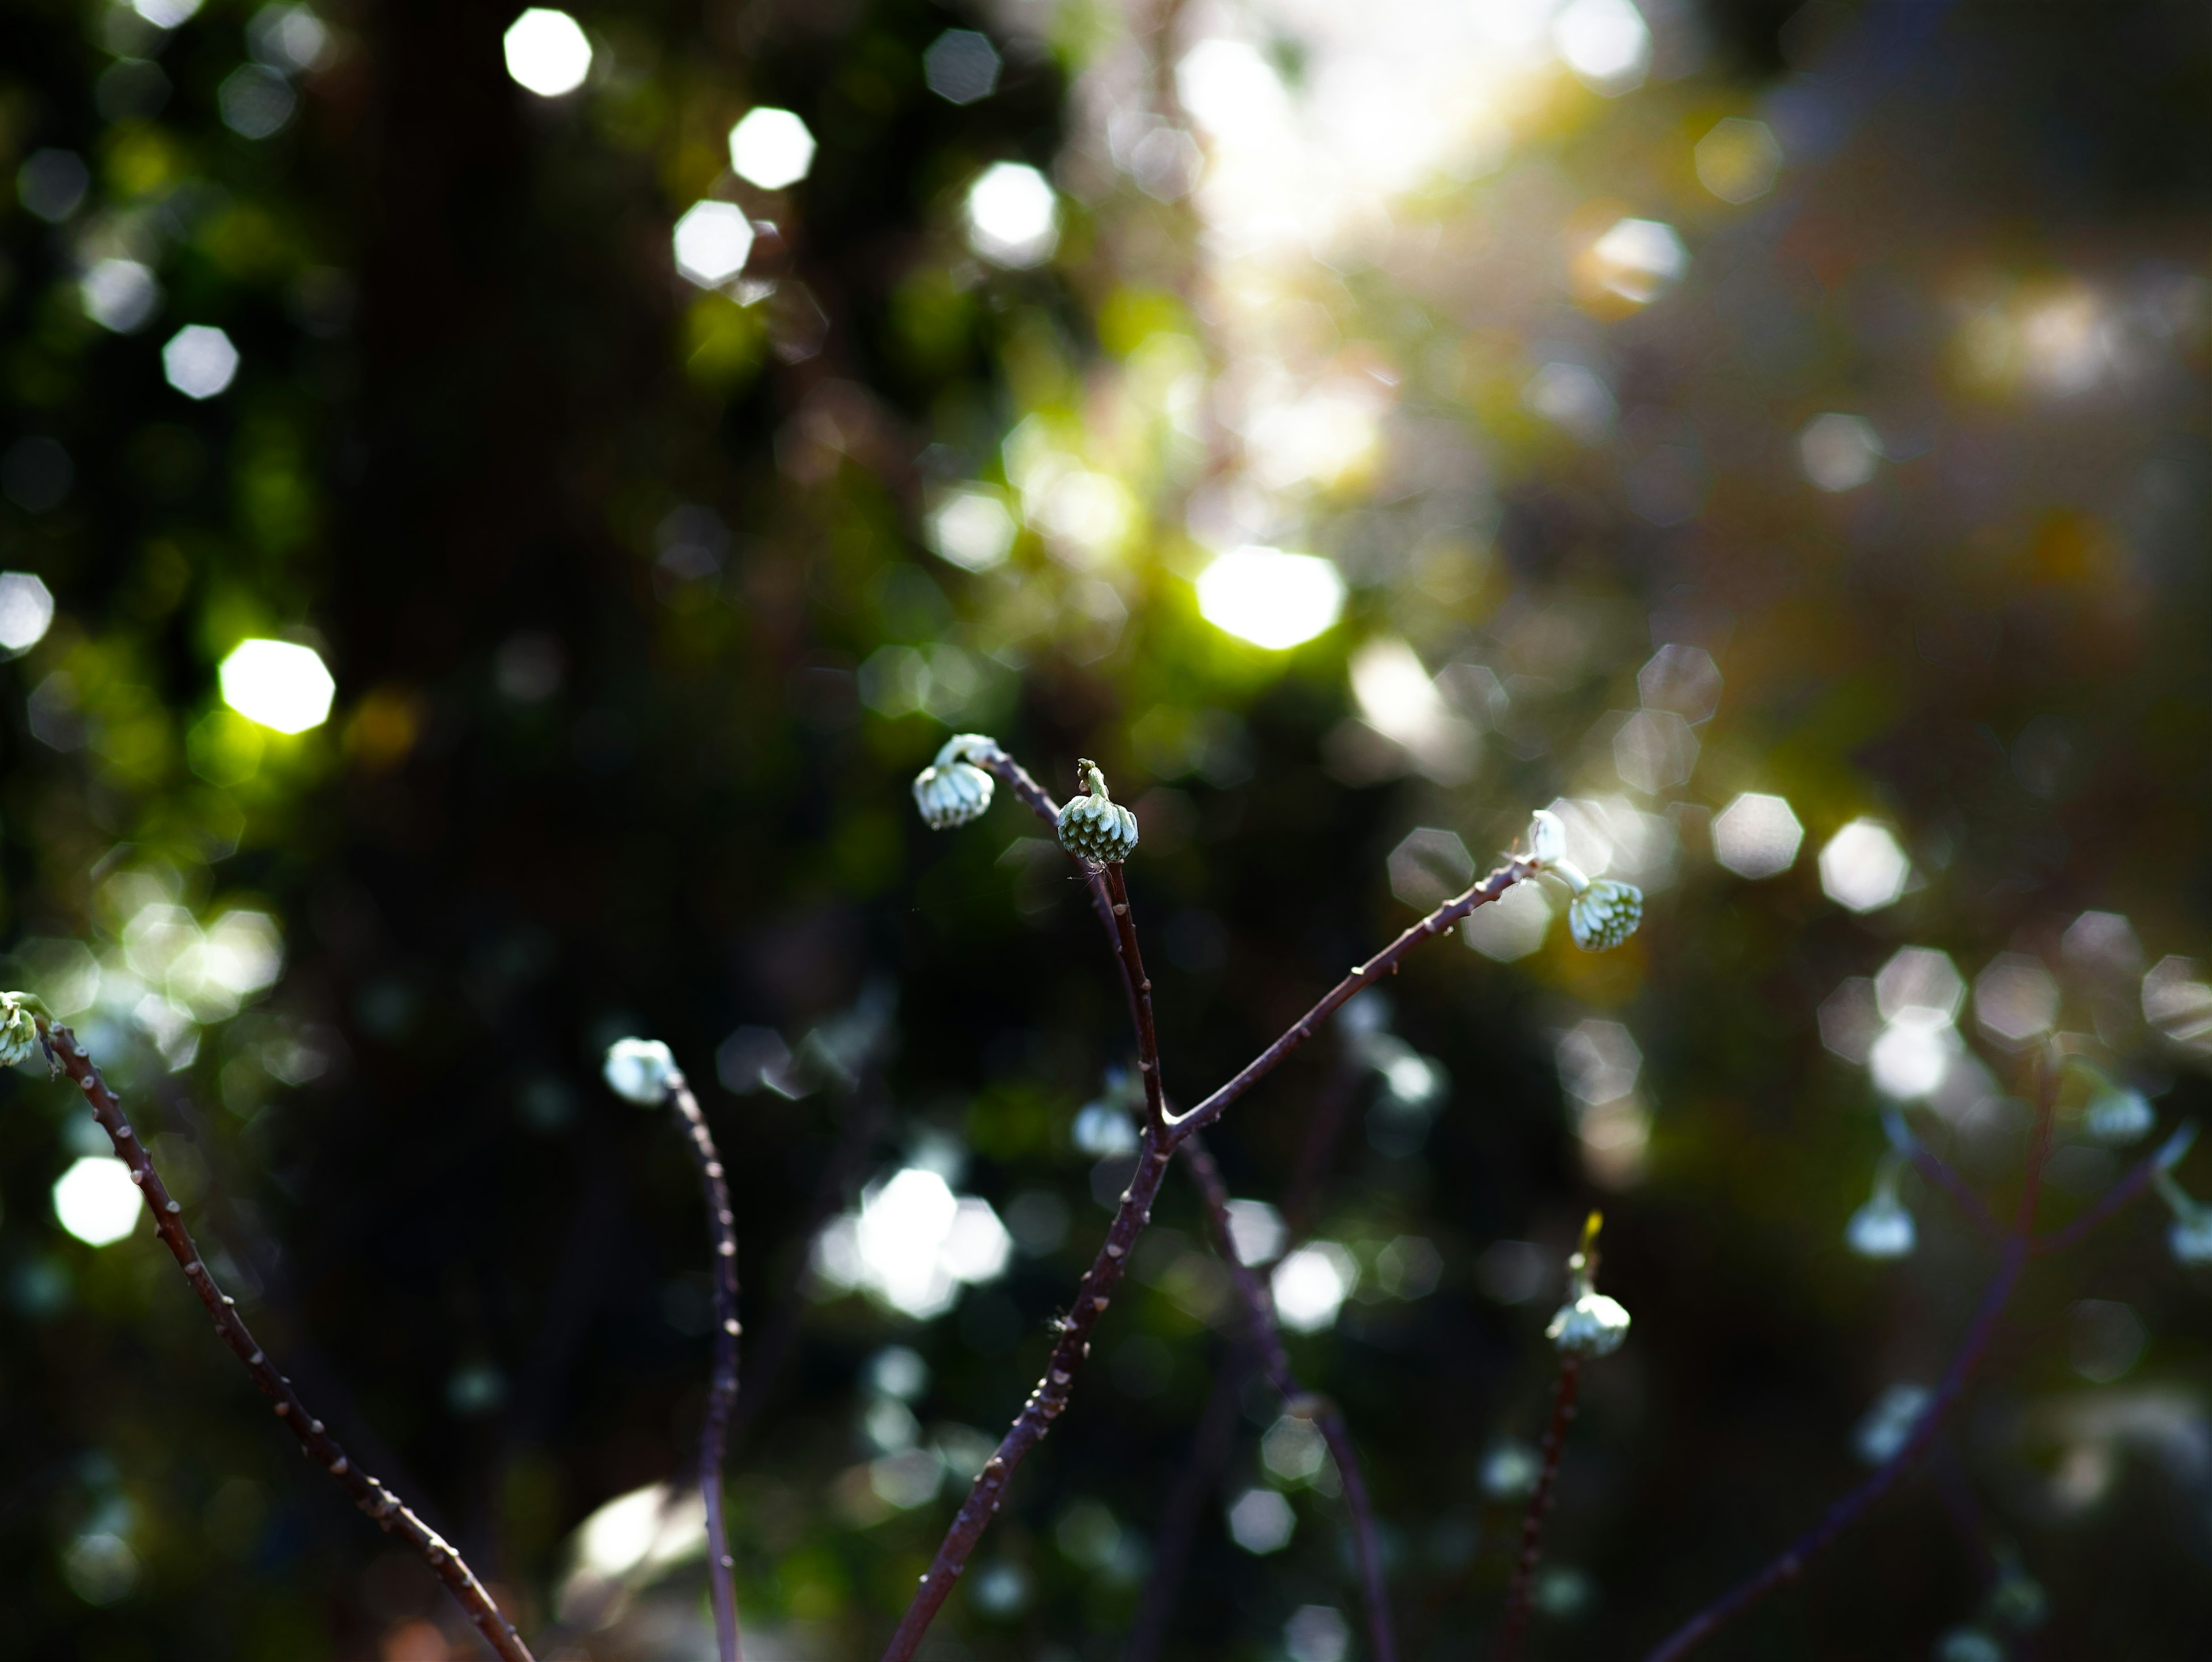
<box><xmin>1545</xmin><ymin>1212</ymin><xmax>1631</xmax><ymax>1358</ymax></box>
<box><xmin>1056</xmin><ymin>760</ymin><xmax>1139</xmax><ymax>865</ymax></box>
<box><xmin>603</xmin><ymin>1037</ymin><xmax>680</xmax><ymax>1106</ymax></box>
<box><xmin>1846</xmin><ymin>1153</ymin><xmax>1916</xmax><ymax>1259</ymax></box>
<box><xmin>911</xmin><ymin>733</ymin><xmax>1001</xmax><ymax>830</ymax></box>
<box><xmin>2147</xmin><ymin>1122</ymin><xmax>2210</xmax><ymax>1266</ymax></box>
<box><xmin>0</xmin><ymin>990</ymin><xmax>47</xmax><ymax>1067</ymax></box>
<box><xmin>1522</xmin><ymin>809</ymin><xmax>1643</xmax><ymax>953</ymax></box>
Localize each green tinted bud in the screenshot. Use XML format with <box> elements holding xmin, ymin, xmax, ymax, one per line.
<box><xmin>1568</xmin><ymin>879</ymin><xmax>1642</xmax><ymax>952</ymax></box>
<box><xmin>1056</xmin><ymin>759</ymin><xmax>1139</xmax><ymax>865</ymax></box>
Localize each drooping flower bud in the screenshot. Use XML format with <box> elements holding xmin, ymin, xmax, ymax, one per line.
<box><xmin>1846</xmin><ymin>1153</ymin><xmax>1916</xmax><ymax>1259</ymax></box>
<box><xmin>603</xmin><ymin>1037</ymin><xmax>679</xmax><ymax>1105</ymax></box>
<box><xmin>2169</xmin><ymin>1207</ymin><xmax>2212</xmax><ymax>1266</ymax></box>
<box><xmin>1545</xmin><ymin>1212</ymin><xmax>1631</xmax><ymax>1358</ymax></box>
<box><xmin>911</xmin><ymin>733</ymin><xmax>999</xmax><ymax>830</ymax></box>
<box><xmin>0</xmin><ymin>990</ymin><xmax>46</xmax><ymax>1067</ymax></box>
<box><xmin>1568</xmin><ymin>879</ymin><xmax>1643</xmax><ymax>952</ymax></box>
<box><xmin>1056</xmin><ymin>759</ymin><xmax>1139</xmax><ymax>865</ymax></box>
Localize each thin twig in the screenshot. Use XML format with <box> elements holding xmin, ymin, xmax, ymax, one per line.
<box><xmin>665</xmin><ymin>1064</ymin><xmax>744</xmax><ymax>1662</ymax></box>
<box><xmin>1884</xmin><ymin>1112</ymin><xmax>2003</xmax><ymax>1245</ymax></box>
<box><xmin>35</xmin><ymin>1020</ymin><xmax>535</xmax><ymax>1662</ymax></box>
<box><xmin>880</xmin><ymin>1121</ymin><xmax>1177</xmax><ymax>1662</ymax></box>
<box><xmin>1162</xmin><ymin>858</ymin><xmax>1532</xmax><ymax>1149</ymax></box>
<box><xmin>1122</xmin><ymin>1344</ymin><xmax>1251</xmax><ymax>1662</ymax></box>
<box><xmin>1643</xmin><ymin>1065</ymin><xmax>2059</xmax><ymax>1662</ymax></box>
<box><xmin>2033</xmin><ymin>1149</ymin><xmax>2162</xmax><ymax>1256</ymax></box>
<box><xmin>1104</xmin><ymin>861</ymin><xmax>1169</xmax><ymax>1135</ymax></box>
<box><xmin>1495</xmin><ymin>1355</ymin><xmax>1581</xmax><ymax>1662</ymax></box>
<box><xmin>1184</xmin><ymin>1136</ymin><xmax>1397</xmax><ymax>1662</ymax></box>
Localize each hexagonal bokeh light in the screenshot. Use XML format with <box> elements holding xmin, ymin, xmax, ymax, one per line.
<box><xmin>1694</xmin><ymin>117</ymin><xmax>1783</xmax><ymax>203</ymax></box>
<box><xmin>1876</xmin><ymin>947</ymin><xmax>1964</xmax><ymax>1024</ymax></box>
<box><xmin>162</xmin><ymin>325</ymin><xmax>239</xmax><ymax>400</ymax></box>
<box><xmin>1974</xmin><ymin>952</ymin><xmax>2060</xmax><ymax>1047</ymax></box>
<box><xmin>1387</xmin><ymin>827</ymin><xmax>1474</xmax><ymax>910</ymax></box>
<box><xmin>0</xmin><ymin>571</ymin><xmax>56</xmax><ymax>652</ymax></box>
<box><xmin>1553</xmin><ymin>0</ymin><xmax>1652</xmax><ymax>94</ymax></box>
<box><xmin>219</xmin><ymin>639</ymin><xmax>336</xmax><ymax>735</ymax></box>
<box><xmin>1712</xmin><ymin>792</ymin><xmax>1803</xmax><ymax>879</ymax></box>
<box><xmin>54</xmin><ymin>1156</ymin><xmax>141</xmax><ymax>1247</ymax></box>
<box><xmin>1637</xmin><ymin>643</ymin><xmax>1722</xmax><ymax>724</ymax></box>
<box><xmin>923</xmin><ymin>29</ymin><xmax>1002</xmax><ymax>106</ymax></box>
<box><xmin>672</xmin><ymin>201</ymin><xmax>754</xmax><ymax>288</ymax></box>
<box><xmin>1462</xmin><ymin>882</ymin><xmax>1551</xmax><ymax>962</ymax></box>
<box><xmin>1589</xmin><ymin>218</ymin><xmax>1687</xmax><ymax>305</ymax></box>
<box><xmin>503</xmin><ymin>8</ymin><xmax>592</xmax><ymax>98</ymax></box>
<box><xmin>1800</xmin><ymin>413</ymin><xmax>1882</xmax><ymax>492</ymax></box>
<box><xmin>925</xmin><ymin>489</ymin><xmax>1017</xmax><ymax>572</ymax></box>
<box><xmin>1195</xmin><ymin>546</ymin><xmax>1344</xmax><ymax>650</ymax></box>
<box><xmin>728</xmin><ymin>108</ymin><xmax>816</xmax><ymax>191</ymax></box>
<box><xmin>964</xmin><ymin>162</ymin><xmax>1059</xmax><ymax>268</ymax></box>
<box><xmin>1819</xmin><ymin>818</ymin><xmax>1910</xmax><ymax>913</ymax></box>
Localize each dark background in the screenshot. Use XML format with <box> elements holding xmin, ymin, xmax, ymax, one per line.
<box><xmin>2</xmin><ymin>0</ymin><xmax>2210</xmax><ymax>1657</ymax></box>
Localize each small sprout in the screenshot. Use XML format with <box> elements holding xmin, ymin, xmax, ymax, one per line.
<box><xmin>0</xmin><ymin>990</ymin><xmax>50</xmax><ymax>1066</ymax></box>
<box><xmin>2084</xmin><ymin>1084</ymin><xmax>2156</xmax><ymax>1146</ymax></box>
<box><xmin>1846</xmin><ymin>1153</ymin><xmax>1916</xmax><ymax>1259</ymax></box>
<box><xmin>1056</xmin><ymin>759</ymin><xmax>1139</xmax><ymax>865</ymax></box>
<box><xmin>1546</xmin><ymin>1213</ymin><xmax>1631</xmax><ymax>1358</ymax></box>
<box><xmin>1853</xmin><ymin>1381</ymin><xmax>1931</xmax><ymax>1464</ymax></box>
<box><xmin>603</xmin><ymin>1037</ymin><xmax>679</xmax><ymax>1105</ymax></box>
<box><xmin>1567</xmin><ymin>880</ymin><xmax>1643</xmax><ymax>953</ymax></box>
<box><xmin>912</xmin><ymin>733</ymin><xmax>1000</xmax><ymax>830</ymax></box>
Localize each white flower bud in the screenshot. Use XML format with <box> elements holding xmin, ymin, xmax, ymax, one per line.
<box><xmin>603</xmin><ymin>1037</ymin><xmax>679</xmax><ymax>1105</ymax></box>
<box><xmin>1846</xmin><ymin>1191</ymin><xmax>1916</xmax><ymax>1259</ymax></box>
<box><xmin>912</xmin><ymin>760</ymin><xmax>994</xmax><ymax>829</ymax></box>
<box><xmin>1056</xmin><ymin>759</ymin><xmax>1139</xmax><ymax>865</ymax></box>
<box><xmin>1525</xmin><ymin>808</ymin><xmax>1566</xmax><ymax>866</ymax></box>
<box><xmin>1546</xmin><ymin>1290</ymin><xmax>1631</xmax><ymax>1357</ymax></box>
<box><xmin>2084</xmin><ymin>1085</ymin><xmax>2155</xmax><ymax>1146</ymax></box>
<box><xmin>1567</xmin><ymin>879</ymin><xmax>1642</xmax><ymax>952</ymax></box>
<box><xmin>0</xmin><ymin>991</ymin><xmax>43</xmax><ymax>1067</ymax></box>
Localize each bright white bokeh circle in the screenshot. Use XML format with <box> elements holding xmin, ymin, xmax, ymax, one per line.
<box><xmin>54</xmin><ymin>1156</ymin><xmax>141</xmax><ymax>1247</ymax></box>
<box><xmin>1195</xmin><ymin>546</ymin><xmax>1344</xmax><ymax>650</ymax></box>
<box><xmin>219</xmin><ymin>639</ymin><xmax>336</xmax><ymax>734</ymax></box>
<box><xmin>503</xmin><ymin>9</ymin><xmax>592</xmax><ymax>98</ymax></box>
<box><xmin>964</xmin><ymin>162</ymin><xmax>1059</xmax><ymax>268</ymax></box>
<box><xmin>729</xmin><ymin>108</ymin><xmax>816</xmax><ymax>190</ymax></box>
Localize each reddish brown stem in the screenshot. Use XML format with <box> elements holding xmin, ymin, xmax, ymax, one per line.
<box><xmin>1103</xmin><ymin>861</ymin><xmax>1169</xmax><ymax>1135</ymax></box>
<box><xmin>879</xmin><ymin>1122</ymin><xmax>1176</xmax><ymax>1662</ymax></box>
<box><xmin>37</xmin><ymin>1023</ymin><xmax>535</xmax><ymax>1662</ymax></box>
<box><xmin>667</xmin><ymin>1067</ymin><xmax>744</xmax><ymax>1662</ymax></box>
<box><xmin>1495</xmin><ymin>1356</ymin><xmax>1581</xmax><ymax>1662</ymax></box>
<box><xmin>1162</xmin><ymin>859</ymin><xmax>1532</xmax><ymax>1149</ymax></box>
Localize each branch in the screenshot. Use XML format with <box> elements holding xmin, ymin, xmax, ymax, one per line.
<box><xmin>2033</xmin><ymin>1120</ymin><xmax>2196</xmax><ymax>1256</ymax></box>
<box><xmin>1183</xmin><ymin>1137</ymin><xmax>1397</xmax><ymax>1662</ymax></box>
<box><xmin>878</xmin><ymin>1123</ymin><xmax>1177</xmax><ymax>1662</ymax></box>
<box><xmin>1122</xmin><ymin>1343</ymin><xmax>1251</xmax><ymax>1662</ymax></box>
<box><xmin>1103</xmin><ymin>862</ymin><xmax>1168</xmax><ymax>1135</ymax></box>
<box><xmin>1162</xmin><ymin>858</ymin><xmax>1532</xmax><ymax>1148</ymax></box>
<box><xmin>35</xmin><ymin>1021</ymin><xmax>535</xmax><ymax>1662</ymax></box>
<box><xmin>1643</xmin><ymin>1066</ymin><xmax>2059</xmax><ymax>1661</ymax></box>
<box><xmin>1882</xmin><ymin>1111</ymin><xmax>2002</xmax><ymax>1245</ymax></box>
<box><xmin>1495</xmin><ymin>1355</ymin><xmax>1581</xmax><ymax>1662</ymax></box>
<box><xmin>665</xmin><ymin>1064</ymin><xmax>745</xmax><ymax>1662</ymax></box>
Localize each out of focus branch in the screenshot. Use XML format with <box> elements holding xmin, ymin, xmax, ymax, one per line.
<box><xmin>662</xmin><ymin>1062</ymin><xmax>745</xmax><ymax>1662</ymax></box>
<box><xmin>1644</xmin><ymin>1066</ymin><xmax>2061</xmax><ymax>1661</ymax></box>
<box><xmin>1495</xmin><ymin>1356</ymin><xmax>1580</xmax><ymax>1662</ymax></box>
<box><xmin>1183</xmin><ymin>1136</ymin><xmax>1397</xmax><ymax>1662</ymax></box>
<box><xmin>36</xmin><ymin>1020</ymin><xmax>536</xmax><ymax>1662</ymax></box>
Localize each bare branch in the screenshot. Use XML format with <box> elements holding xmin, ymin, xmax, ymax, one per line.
<box><xmin>665</xmin><ymin>1065</ymin><xmax>745</xmax><ymax>1662</ymax></box>
<box><xmin>36</xmin><ymin>1021</ymin><xmax>535</xmax><ymax>1662</ymax></box>
<box><xmin>1183</xmin><ymin>1137</ymin><xmax>1396</xmax><ymax>1662</ymax></box>
<box><xmin>1163</xmin><ymin>860</ymin><xmax>1531</xmax><ymax>1148</ymax></box>
<box><xmin>1495</xmin><ymin>1356</ymin><xmax>1580</xmax><ymax>1662</ymax></box>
